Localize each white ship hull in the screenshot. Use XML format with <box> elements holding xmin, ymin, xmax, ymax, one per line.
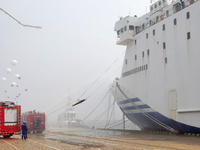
<box><xmin>112</xmin><ymin>0</ymin><xmax>200</xmax><ymax>133</ymax></box>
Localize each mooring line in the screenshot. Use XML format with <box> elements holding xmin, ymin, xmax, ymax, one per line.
<box><xmin>116</xmin><ymin>83</ymin><xmax>176</xmax><ymax>133</ymax></box>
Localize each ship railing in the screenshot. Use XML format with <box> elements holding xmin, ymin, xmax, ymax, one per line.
<box><xmin>133</xmin><ymin>0</ymin><xmax>199</xmax><ymax>36</ymax></box>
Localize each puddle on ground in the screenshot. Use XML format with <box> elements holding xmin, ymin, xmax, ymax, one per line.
<box><xmin>47</xmin><ymin>128</ymin><xmax>130</xmax><ymax>137</ymax></box>
<box><xmin>47</xmin><ymin>136</ymin><xmax>104</xmax><ymax>149</ymax></box>
<box><xmin>45</xmin><ymin>127</ymin><xmax>131</xmax><ymax>148</ymax></box>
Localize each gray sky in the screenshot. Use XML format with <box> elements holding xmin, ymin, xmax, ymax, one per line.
<box><xmin>0</xmin><ymin>0</ymin><xmax>150</xmax><ymax>124</ymax></box>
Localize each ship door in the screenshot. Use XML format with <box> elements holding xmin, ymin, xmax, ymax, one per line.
<box><xmin>168</xmin><ymin>90</ymin><xmax>177</xmax><ymax>120</ymax></box>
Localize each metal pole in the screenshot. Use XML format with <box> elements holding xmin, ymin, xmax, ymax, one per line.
<box><xmin>123</xmin><ymin>113</ymin><xmax>125</xmax><ymax>130</ymax></box>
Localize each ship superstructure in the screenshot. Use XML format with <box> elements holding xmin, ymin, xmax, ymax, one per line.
<box><xmin>112</xmin><ymin>0</ymin><xmax>200</xmax><ymax>133</ymax></box>
<box><xmin>58</xmin><ymin>106</ymin><xmax>81</xmax><ymax>127</ymax></box>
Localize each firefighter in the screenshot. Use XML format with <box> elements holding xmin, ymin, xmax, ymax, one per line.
<box><xmin>21</xmin><ymin>121</ymin><xmax>28</xmax><ymax>140</ymax></box>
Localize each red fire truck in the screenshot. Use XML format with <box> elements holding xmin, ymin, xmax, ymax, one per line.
<box><xmin>21</xmin><ymin>110</ymin><xmax>45</xmax><ymax>133</ymax></box>
<box><xmin>0</xmin><ymin>101</ymin><xmax>21</xmax><ymax>138</ymax></box>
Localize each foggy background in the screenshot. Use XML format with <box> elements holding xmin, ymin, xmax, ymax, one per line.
<box><xmin>0</xmin><ymin>0</ymin><xmax>150</xmax><ymax>129</ymax></box>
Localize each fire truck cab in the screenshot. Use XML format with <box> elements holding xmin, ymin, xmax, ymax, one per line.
<box><xmin>0</xmin><ymin>101</ymin><xmax>21</xmax><ymax>138</ymax></box>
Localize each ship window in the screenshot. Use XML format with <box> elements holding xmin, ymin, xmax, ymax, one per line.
<box><xmin>174</xmin><ymin>18</ymin><xmax>177</xmax><ymax>25</ymax></box>
<box><xmin>150</xmin><ymin>6</ymin><xmax>153</xmax><ymax>12</ymax></box>
<box><xmin>135</xmin><ymin>40</ymin><xmax>137</xmax><ymax>45</ymax></box>
<box><xmin>124</xmin><ymin>26</ymin><xmax>127</xmax><ymax>31</ymax></box>
<box><xmin>153</xmin><ymin>29</ymin><xmax>155</xmax><ymax>36</ymax></box>
<box><xmin>147</xmin><ymin>49</ymin><xmax>149</xmax><ymax>55</ymax></box>
<box><xmin>159</xmin><ymin>1</ymin><xmax>161</xmax><ymax>6</ymax></box>
<box><xmin>142</xmin><ymin>51</ymin><xmax>144</xmax><ymax>57</ymax></box>
<box><xmin>149</xmin><ymin>20</ymin><xmax>152</xmax><ymax>25</ymax></box>
<box><xmin>135</xmin><ymin>55</ymin><xmax>137</xmax><ymax>60</ymax></box>
<box><xmin>163</xmin><ymin>42</ymin><xmax>166</xmax><ymax>49</ymax></box>
<box><xmin>117</xmin><ymin>30</ymin><xmax>120</xmax><ymax>35</ymax></box>
<box><xmin>163</xmin><ymin>24</ymin><xmax>165</xmax><ymax>31</ymax></box>
<box><xmin>125</xmin><ymin>59</ymin><xmax>127</xmax><ymax>64</ymax></box>
<box><xmin>156</xmin><ymin>16</ymin><xmax>159</xmax><ymax>22</ymax></box>
<box><xmin>121</xmin><ymin>28</ymin><xmax>123</xmax><ymax>33</ymax></box>
<box><xmin>146</xmin><ymin>33</ymin><xmax>148</xmax><ymax>39</ymax></box>
<box><xmin>186</xmin><ymin>12</ymin><xmax>190</xmax><ymax>19</ymax></box>
<box><xmin>129</xmin><ymin>25</ymin><xmax>134</xmax><ymax>30</ymax></box>
<box><xmin>155</xmin><ymin>4</ymin><xmax>157</xmax><ymax>9</ymax></box>
<box><xmin>136</xmin><ymin>26</ymin><xmax>140</xmax><ymax>34</ymax></box>
<box><xmin>142</xmin><ymin>23</ymin><xmax>145</xmax><ymax>30</ymax></box>
<box><xmin>165</xmin><ymin>57</ymin><xmax>167</xmax><ymax>64</ymax></box>
<box><xmin>146</xmin><ymin>64</ymin><xmax>148</xmax><ymax>69</ymax></box>
<box><xmin>166</xmin><ymin>10</ymin><xmax>169</xmax><ymax>17</ymax></box>
<box><xmin>187</xmin><ymin>32</ymin><xmax>190</xmax><ymax>39</ymax></box>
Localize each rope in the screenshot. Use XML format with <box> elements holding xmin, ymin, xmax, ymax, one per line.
<box><xmin>0</xmin><ymin>7</ymin><xmax>42</xmax><ymax>29</ymax></box>
<box><xmin>105</xmin><ymin>84</ymin><xmax>117</xmax><ymax>128</ymax></box>
<box><xmin>85</xmin><ymin>110</ymin><xmax>108</xmax><ymax>126</ymax></box>
<box><xmin>46</xmin><ymin>56</ymin><xmax>123</xmax><ymax>117</ymax></box>
<box><xmin>113</xmin><ymin>84</ymin><xmax>145</xmax><ymax>129</ymax></box>
<box><xmin>82</xmin><ymin>89</ymin><xmax>110</xmax><ymax>121</ymax></box>
<box><xmin>85</xmin><ymin>100</ymin><xmax>116</xmax><ymax>126</ymax></box>
<box><xmin>105</xmin><ymin>92</ymin><xmax>112</xmax><ymax>127</ymax></box>
<box><xmin>78</xmin><ymin>51</ymin><xmax>125</xmax><ymax>99</ymax></box>
<box><xmin>107</xmin><ymin>119</ymin><xmax>129</xmax><ymax>129</ymax></box>
<box><xmin>104</xmin><ymin>100</ymin><xmax>115</xmax><ymax>128</ymax></box>
<box><xmin>46</xmin><ymin>101</ymin><xmax>73</xmax><ymax>117</ymax></box>
<box><xmin>116</xmin><ymin>83</ymin><xmax>176</xmax><ymax>133</ymax></box>
<box><xmin>86</xmin><ymin>66</ymin><xmax>121</xmax><ymax>99</ymax></box>
<box><xmin>105</xmin><ymin>119</ymin><xmax>123</xmax><ymax>128</ymax></box>
<box><xmin>46</xmin><ymin>66</ymin><xmax>120</xmax><ymax>117</ymax></box>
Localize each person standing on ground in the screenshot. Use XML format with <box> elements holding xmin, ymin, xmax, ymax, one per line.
<box><xmin>21</xmin><ymin>121</ymin><xmax>28</xmax><ymax>140</ymax></box>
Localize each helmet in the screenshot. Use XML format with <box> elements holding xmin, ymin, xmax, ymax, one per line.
<box><xmin>23</xmin><ymin>121</ymin><xmax>26</xmax><ymax>124</ymax></box>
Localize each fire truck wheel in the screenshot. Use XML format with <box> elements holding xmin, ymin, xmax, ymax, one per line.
<box><xmin>3</xmin><ymin>135</ymin><xmax>11</xmax><ymax>138</ymax></box>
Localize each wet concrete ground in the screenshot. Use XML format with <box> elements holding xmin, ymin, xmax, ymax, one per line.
<box><xmin>1</xmin><ymin>127</ymin><xmax>200</xmax><ymax>150</ymax></box>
